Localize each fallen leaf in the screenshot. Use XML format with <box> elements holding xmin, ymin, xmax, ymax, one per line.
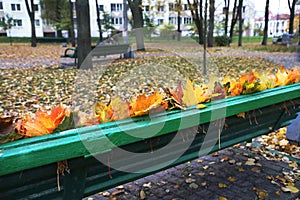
<box><xmin>227</xmin><ymin>176</ymin><xmax>236</xmax><ymax>183</ymax></box>
<box><xmin>189</xmin><ymin>183</ymin><xmax>199</xmax><ymax>189</ymax></box>
<box><xmin>251</xmin><ymin>167</ymin><xmax>261</xmax><ymax>173</ymax></box>
<box><xmin>218</xmin><ymin>183</ymin><xmax>227</xmax><ymax>188</ymax></box>
<box><xmin>140</xmin><ymin>190</ymin><xmax>146</xmax><ymax>199</ymax></box>
<box><xmin>197</xmin><ymin>104</ymin><xmax>207</xmax><ymax>109</ymax></box>
<box><xmin>142</xmin><ymin>182</ymin><xmax>152</xmax><ymax>188</ymax></box>
<box><xmin>185</xmin><ymin>178</ymin><xmax>196</xmax><ymax>183</ymax></box>
<box><xmin>281</xmin><ymin>185</ymin><xmax>299</xmax><ymax>193</ymax></box>
<box><xmin>245</xmin><ymin>158</ymin><xmax>256</xmax><ymax>166</ymax></box>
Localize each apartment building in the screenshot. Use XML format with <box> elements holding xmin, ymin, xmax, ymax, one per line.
<box><xmin>0</xmin><ymin>0</ymin><xmax>44</xmax><ymax>37</ymax></box>
<box><xmin>0</xmin><ymin>0</ymin><xmax>289</xmax><ymax>39</ymax></box>
<box><xmin>255</xmin><ymin>12</ymin><xmax>290</xmax><ymax>37</ymax></box>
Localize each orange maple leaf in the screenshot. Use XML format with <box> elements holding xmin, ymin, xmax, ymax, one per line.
<box><xmin>18</xmin><ymin>105</ymin><xmax>67</xmax><ymax>137</ymax></box>
<box><xmin>239</xmin><ymin>71</ymin><xmax>258</xmax><ymax>85</ymax></box>
<box><xmin>290</xmin><ymin>67</ymin><xmax>300</xmax><ymax>83</ymax></box>
<box><xmin>130</xmin><ymin>91</ymin><xmax>167</xmax><ymax>117</ymax></box>
<box><xmin>229</xmin><ymin>82</ymin><xmax>243</xmax><ymax>97</ymax></box>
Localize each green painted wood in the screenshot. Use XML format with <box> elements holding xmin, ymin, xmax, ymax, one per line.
<box><xmin>0</xmin><ymin>83</ymin><xmax>299</xmax><ymax>176</ymax></box>
<box><xmin>0</xmin><ymin>98</ymin><xmax>298</xmax><ymax>199</ymax></box>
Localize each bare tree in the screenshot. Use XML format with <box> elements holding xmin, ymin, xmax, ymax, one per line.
<box><xmin>223</xmin><ymin>0</ymin><xmax>230</xmax><ymax>35</ymax></box>
<box><xmin>75</xmin><ymin>0</ymin><xmax>92</xmax><ymax>69</ymax></box>
<box><xmin>288</xmin><ymin>0</ymin><xmax>297</xmax><ymax>34</ymax></box>
<box><xmin>261</xmin><ymin>0</ymin><xmax>269</xmax><ymax>45</ymax></box>
<box><xmin>229</xmin><ymin>0</ymin><xmax>238</xmax><ymax>40</ymax></box>
<box><xmin>237</xmin><ymin>0</ymin><xmax>243</xmax><ymax>46</ymax></box>
<box><xmin>68</xmin><ymin>0</ymin><xmax>76</xmax><ymax>47</ymax></box>
<box><xmin>95</xmin><ymin>0</ymin><xmax>103</xmax><ymax>42</ymax></box>
<box><xmin>207</xmin><ymin>0</ymin><xmax>215</xmax><ymax>47</ymax></box>
<box><xmin>25</xmin><ymin>0</ymin><xmax>37</xmax><ymax>47</ymax></box>
<box><xmin>187</xmin><ymin>0</ymin><xmax>204</xmax><ymax>44</ymax></box>
<box><xmin>176</xmin><ymin>0</ymin><xmax>182</xmax><ymax>41</ymax></box>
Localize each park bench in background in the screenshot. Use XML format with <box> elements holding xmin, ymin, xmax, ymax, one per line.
<box><xmin>60</xmin><ymin>44</ymin><xmax>132</xmax><ymax>66</ymax></box>
<box><xmin>0</xmin><ymin>83</ymin><xmax>299</xmax><ymax>199</ymax></box>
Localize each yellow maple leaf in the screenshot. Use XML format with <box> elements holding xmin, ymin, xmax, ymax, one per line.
<box><xmin>110</xmin><ymin>97</ymin><xmax>130</xmax><ymax>121</ymax></box>
<box><xmin>182</xmin><ymin>78</ymin><xmax>197</xmax><ymax>107</ymax></box>
<box><xmin>94</xmin><ymin>102</ymin><xmax>113</xmax><ymax>123</ymax></box>
<box><xmin>194</xmin><ymin>86</ymin><xmax>210</xmax><ymax>104</ymax></box>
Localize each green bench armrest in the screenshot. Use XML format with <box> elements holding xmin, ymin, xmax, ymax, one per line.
<box><xmin>61</xmin><ymin>47</ymin><xmax>77</xmax><ymax>58</ymax></box>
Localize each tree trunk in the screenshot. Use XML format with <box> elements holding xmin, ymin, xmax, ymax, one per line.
<box><xmin>187</xmin><ymin>0</ymin><xmax>204</xmax><ymax>44</ymax></box>
<box><xmin>95</xmin><ymin>0</ymin><xmax>103</xmax><ymax>42</ymax></box>
<box><xmin>55</xmin><ymin>0</ymin><xmax>62</xmax><ymax>38</ymax></box>
<box><xmin>224</xmin><ymin>0</ymin><xmax>230</xmax><ymax>35</ymax></box>
<box><xmin>69</xmin><ymin>0</ymin><xmax>76</xmax><ymax>47</ymax></box>
<box><xmin>229</xmin><ymin>0</ymin><xmax>238</xmax><ymax>40</ymax></box>
<box><xmin>203</xmin><ymin>0</ymin><xmax>208</xmax><ymax>75</ymax></box>
<box><xmin>177</xmin><ymin>0</ymin><xmax>182</xmax><ymax>41</ymax></box>
<box><xmin>207</xmin><ymin>0</ymin><xmax>215</xmax><ymax>47</ymax></box>
<box><xmin>238</xmin><ymin>0</ymin><xmax>243</xmax><ymax>46</ymax></box>
<box><xmin>25</xmin><ymin>0</ymin><xmax>37</xmax><ymax>47</ymax></box>
<box><xmin>75</xmin><ymin>0</ymin><xmax>92</xmax><ymax>69</ymax></box>
<box><xmin>127</xmin><ymin>0</ymin><xmax>145</xmax><ymax>51</ymax></box>
<box><xmin>261</xmin><ymin>0</ymin><xmax>269</xmax><ymax>45</ymax></box>
<box><xmin>288</xmin><ymin>0</ymin><xmax>296</xmax><ymax>34</ymax></box>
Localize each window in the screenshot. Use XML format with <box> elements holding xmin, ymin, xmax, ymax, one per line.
<box><xmin>0</xmin><ymin>2</ymin><xmax>3</xmax><ymax>10</ymax></box>
<box><xmin>34</xmin><ymin>4</ymin><xmax>38</xmax><ymax>11</ymax></box>
<box><xmin>143</xmin><ymin>5</ymin><xmax>150</xmax><ymax>12</ymax></box>
<box><xmin>169</xmin><ymin>17</ymin><xmax>176</xmax><ymax>25</ymax></box>
<box><xmin>99</xmin><ymin>5</ymin><xmax>104</xmax><ymax>11</ymax></box>
<box><xmin>183</xmin><ymin>17</ymin><xmax>192</xmax><ymax>25</ymax></box>
<box><xmin>13</xmin><ymin>19</ymin><xmax>22</xmax><ymax>27</ymax></box>
<box><xmin>112</xmin><ymin>17</ymin><xmax>122</xmax><ymax>25</ymax></box>
<box><xmin>157</xmin><ymin>19</ymin><xmax>164</xmax><ymax>25</ymax></box>
<box><xmin>11</xmin><ymin>4</ymin><xmax>21</xmax><ymax>11</ymax></box>
<box><xmin>169</xmin><ymin>3</ymin><xmax>176</xmax><ymax>11</ymax></box>
<box><xmin>35</xmin><ymin>19</ymin><xmax>40</xmax><ymax>26</ymax></box>
<box><xmin>183</xmin><ymin>4</ymin><xmax>189</xmax><ymax>11</ymax></box>
<box><xmin>111</xmin><ymin>3</ymin><xmax>122</xmax><ymax>11</ymax></box>
<box><xmin>158</xmin><ymin>5</ymin><xmax>164</xmax><ymax>12</ymax></box>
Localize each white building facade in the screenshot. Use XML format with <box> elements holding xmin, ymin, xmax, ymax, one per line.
<box><xmin>0</xmin><ymin>0</ymin><xmax>291</xmax><ymax>39</ymax></box>
<box><xmin>0</xmin><ymin>0</ymin><xmax>44</xmax><ymax>37</ymax></box>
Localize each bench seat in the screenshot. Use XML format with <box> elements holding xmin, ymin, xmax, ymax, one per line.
<box><xmin>61</xmin><ymin>44</ymin><xmax>131</xmax><ymax>66</ymax></box>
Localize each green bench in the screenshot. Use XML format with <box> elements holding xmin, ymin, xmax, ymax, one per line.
<box><xmin>0</xmin><ymin>83</ymin><xmax>300</xmax><ymax>199</ymax></box>
<box><xmin>60</xmin><ymin>44</ymin><xmax>131</xmax><ymax>66</ymax></box>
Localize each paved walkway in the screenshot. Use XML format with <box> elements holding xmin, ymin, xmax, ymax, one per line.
<box><xmin>85</xmin><ymin>144</ymin><xmax>299</xmax><ymax>200</ymax></box>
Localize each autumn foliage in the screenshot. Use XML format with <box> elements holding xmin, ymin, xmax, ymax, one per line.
<box><xmin>17</xmin><ymin>105</ymin><xmax>68</xmax><ymax>137</ymax></box>
<box><xmin>1</xmin><ymin>67</ymin><xmax>299</xmax><ymax>142</ymax></box>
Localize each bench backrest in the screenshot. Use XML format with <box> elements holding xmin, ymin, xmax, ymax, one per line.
<box><xmin>91</xmin><ymin>44</ymin><xmax>130</xmax><ymax>57</ymax></box>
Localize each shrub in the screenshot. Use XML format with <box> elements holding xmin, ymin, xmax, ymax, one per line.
<box><xmin>214</xmin><ymin>35</ymin><xmax>231</xmax><ymax>46</ymax></box>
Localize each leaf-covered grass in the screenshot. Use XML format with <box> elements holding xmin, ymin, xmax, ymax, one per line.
<box><xmin>0</xmin><ymin>43</ymin><xmax>291</xmax><ymax>116</ymax></box>
<box><xmin>229</xmin><ymin>43</ymin><xmax>298</xmax><ymax>53</ymax></box>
